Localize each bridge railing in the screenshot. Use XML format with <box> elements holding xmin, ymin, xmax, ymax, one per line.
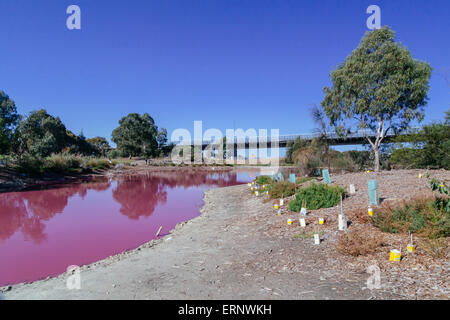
<box><xmin>172</xmin><ymin>127</ymin><xmax>420</xmax><ymax>146</ymax></box>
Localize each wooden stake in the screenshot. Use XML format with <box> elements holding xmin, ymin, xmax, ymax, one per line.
<box><xmin>156</xmin><ymin>226</ymin><xmax>163</xmax><ymax>237</ymax></box>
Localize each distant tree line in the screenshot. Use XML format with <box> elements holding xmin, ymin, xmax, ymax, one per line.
<box><xmin>0</xmin><ymin>90</ymin><xmax>172</xmax><ymax>162</ymax></box>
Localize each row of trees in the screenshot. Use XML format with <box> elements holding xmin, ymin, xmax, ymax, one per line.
<box><xmin>0</xmin><ymin>91</ymin><xmax>171</xmax><ymax>161</ymax></box>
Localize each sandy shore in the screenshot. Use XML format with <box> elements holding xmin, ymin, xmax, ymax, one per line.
<box><xmin>2</xmin><ymin>170</ymin><xmax>449</xmax><ymax>300</ymax></box>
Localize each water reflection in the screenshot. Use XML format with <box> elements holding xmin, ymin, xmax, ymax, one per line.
<box><xmin>0</xmin><ymin>181</ymin><xmax>111</xmax><ymax>243</ymax></box>
<box><xmin>0</xmin><ymin>169</ymin><xmax>258</xmax><ymax>286</ymax></box>
<box><xmin>113</xmin><ymin>175</ymin><xmax>168</xmax><ymax>220</ymax></box>
<box><xmin>0</xmin><ymin>170</ymin><xmax>246</xmax><ymax>242</ymax></box>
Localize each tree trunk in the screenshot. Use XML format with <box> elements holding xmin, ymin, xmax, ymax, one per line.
<box><xmin>374</xmin><ymin>146</ymin><xmax>380</xmax><ymax>172</ymax></box>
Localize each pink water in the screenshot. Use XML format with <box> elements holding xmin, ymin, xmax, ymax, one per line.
<box><xmin>0</xmin><ymin>170</ymin><xmax>258</xmax><ymax>286</ymax></box>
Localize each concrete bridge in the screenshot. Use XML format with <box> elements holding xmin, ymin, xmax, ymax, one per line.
<box><xmin>174</xmin><ymin>127</ymin><xmax>419</xmax><ymax>150</ymax></box>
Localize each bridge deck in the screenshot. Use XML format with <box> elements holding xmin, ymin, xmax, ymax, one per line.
<box><xmin>174</xmin><ymin>127</ymin><xmax>419</xmax><ymax>149</ymax></box>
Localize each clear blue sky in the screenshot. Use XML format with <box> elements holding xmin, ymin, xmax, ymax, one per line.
<box><xmin>1</xmin><ymin>0</ymin><xmax>448</xmax><ymax>145</ymax></box>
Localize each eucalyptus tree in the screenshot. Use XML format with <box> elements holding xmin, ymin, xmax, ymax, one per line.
<box><xmin>86</xmin><ymin>137</ymin><xmax>111</xmax><ymax>157</ymax></box>
<box><xmin>321</xmin><ymin>27</ymin><xmax>432</xmax><ymax>172</ymax></box>
<box><xmin>111</xmin><ymin>113</ymin><xmax>159</xmax><ymax>161</ymax></box>
<box><xmin>0</xmin><ymin>91</ymin><xmax>19</xmax><ymax>154</ymax></box>
<box><xmin>15</xmin><ymin>109</ymin><xmax>68</xmax><ymax>158</ymax></box>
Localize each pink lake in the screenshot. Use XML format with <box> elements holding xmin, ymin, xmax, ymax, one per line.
<box><xmin>0</xmin><ymin>169</ymin><xmax>259</xmax><ymax>286</ymax></box>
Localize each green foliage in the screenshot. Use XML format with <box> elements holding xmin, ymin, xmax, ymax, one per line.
<box><xmin>321</xmin><ymin>27</ymin><xmax>432</xmax><ymax>171</ymax></box>
<box><xmin>268</xmin><ymin>181</ymin><xmax>296</xmax><ymax>199</ymax></box>
<box><xmin>107</xmin><ymin>149</ymin><xmax>121</xmax><ymax>159</ymax></box>
<box><xmin>391</xmin><ymin>121</ymin><xmax>449</xmax><ymax>169</ymax></box>
<box><xmin>111</xmin><ymin>113</ymin><xmax>168</xmax><ymax>159</ymax></box>
<box><xmin>372</xmin><ymin>198</ymin><xmax>449</xmax><ymax>239</ymax></box>
<box><xmin>426</xmin><ymin>174</ymin><xmax>449</xmax><ymax>213</ymax></box>
<box><xmin>327</xmin><ymin>151</ymin><xmax>359</xmax><ymax>172</ymax></box>
<box><xmin>428</xmin><ymin>177</ymin><xmax>449</xmax><ymax>196</ymax></box>
<box><xmin>0</xmin><ymin>91</ymin><xmax>19</xmax><ymax>154</ymax></box>
<box><xmin>389</xmin><ymin>147</ymin><xmax>419</xmax><ymax>168</ymax></box>
<box><xmin>14</xmin><ymin>109</ymin><xmax>69</xmax><ymax>157</ymax></box>
<box><xmin>285</xmin><ymin>137</ymin><xmax>311</xmax><ymax>164</ymax></box>
<box><xmin>343</xmin><ymin>150</ymin><xmax>372</xmax><ymax>170</ymax></box>
<box><xmin>15</xmin><ymin>152</ymin><xmax>113</xmax><ymax>175</ymax></box>
<box><xmin>82</xmin><ymin>157</ymin><xmax>111</xmax><ymax>171</ymax></box>
<box><xmin>15</xmin><ymin>153</ymin><xmax>45</xmax><ymax>174</ymax></box>
<box><xmin>288</xmin><ymin>183</ymin><xmax>345</xmax><ymax>211</ymax></box>
<box><xmin>45</xmin><ymin>153</ymin><xmax>82</xmax><ymax>173</ymax></box>
<box><xmin>156</xmin><ymin>128</ymin><xmax>169</xmax><ymax>156</ymax></box>
<box><xmin>86</xmin><ymin>137</ymin><xmax>111</xmax><ymax>157</ymax></box>
<box><xmin>255</xmin><ymin>175</ymin><xmax>273</xmax><ymax>185</ymax></box>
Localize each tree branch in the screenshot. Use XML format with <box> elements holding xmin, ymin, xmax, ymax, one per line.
<box><xmin>360</xmin><ymin>114</ymin><xmax>375</xmax><ymax>148</ymax></box>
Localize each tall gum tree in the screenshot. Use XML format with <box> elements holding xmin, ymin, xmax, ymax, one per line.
<box><xmin>321</xmin><ymin>27</ymin><xmax>432</xmax><ymax>172</ymax></box>
<box><xmin>111</xmin><ymin>113</ymin><xmax>160</xmax><ymax>161</ymax></box>
<box><xmin>0</xmin><ymin>91</ymin><xmax>19</xmax><ymax>154</ymax></box>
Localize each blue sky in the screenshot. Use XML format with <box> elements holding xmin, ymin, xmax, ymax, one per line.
<box><xmin>0</xmin><ymin>0</ymin><xmax>448</xmax><ymax>146</ymax></box>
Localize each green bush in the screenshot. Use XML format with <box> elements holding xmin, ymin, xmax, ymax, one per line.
<box><xmin>15</xmin><ymin>153</ymin><xmax>113</xmax><ymax>175</ymax></box>
<box><xmin>390</xmin><ymin>122</ymin><xmax>450</xmax><ymax>169</ymax></box>
<box><xmin>269</xmin><ymin>181</ymin><xmax>296</xmax><ymax>199</ymax></box>
<box><xmin>16</xmin><ymin>153</ymin><xmax>45</xmax><ymax>174</ymax></box>
<box><xmin>255</xmin><ymin>175</ymin><xmax>273</xmax><ymax>185</ymax></box>
<box><xmin>82</xmin><ymin>158</ymin><xmax>111</xmax><ymax>171</ymax></box>
<box><xmin>45</xmin><ymin>153</ymin><xmax>81</xmax><ymax>173</ymax></box>
<box><xmin>372</xmin><ymin>198</ymin><xmax>449</xmax><ymax>239</ymax></box>
<box><xmin>107</xmin><ymin>149</ymin><xmax>121</xmax><ymax>159</ymax></box>
<box><xmin>288</xmin><ymin>183</ymin><xmax>345</xmax><ymax>211</ymax></box>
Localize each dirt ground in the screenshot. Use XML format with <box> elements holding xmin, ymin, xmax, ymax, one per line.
<box><xmin>1</xmin><ymin>169</ymin><xmax>449</xmax><ymax>300</ymax></box>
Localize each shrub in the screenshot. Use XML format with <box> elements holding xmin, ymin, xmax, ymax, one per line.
<box><xmin>288</xmin><ymin>183</ymin><xmax>345</xmax><ymax>211</ymax></box>
<box><xmin>269</xmin><ymin>181</ymin><xmax>296</xmax><ymax>199</ymax></box>
<box><xmin>255</xmin><ymin>175</ymin><xmax>273</xmax><ymax>185</ymax></box>
<box><xmin>107</xmin><ymin>149</ymin><xmax>121</xmax><ymax>159</ymax></box>
<box><xmin>335</xmin><ymin>230</ymin><xmax>385</xmax><ymax>256</ymax></box>
<box><xmin>82</xmin><ymin>158</ymin><xmax>111</xmax><ymax>171</ymax></box>
<box><xmin>390</xmin><ymin>122</ymin><xmax>450</xmax><ymax>170</ymax></box>
<box><xmin>45</xmin><ymin>153</ymin><xmax>81</xmax><ymax>173</ymax></box>
<box><xmin>371</xmin><ymin>197</ymin><xmax>450</xmax><ymax>239</ymax></box>
<box><xmin>16</xmin><ymin>153</ymin><xmax>45</xmax><ymax>174</ymax></box>
<box><xmin>15</xmin><ymin>153</ymin><xmax>113</xmax><ymax>175</ymax></box>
